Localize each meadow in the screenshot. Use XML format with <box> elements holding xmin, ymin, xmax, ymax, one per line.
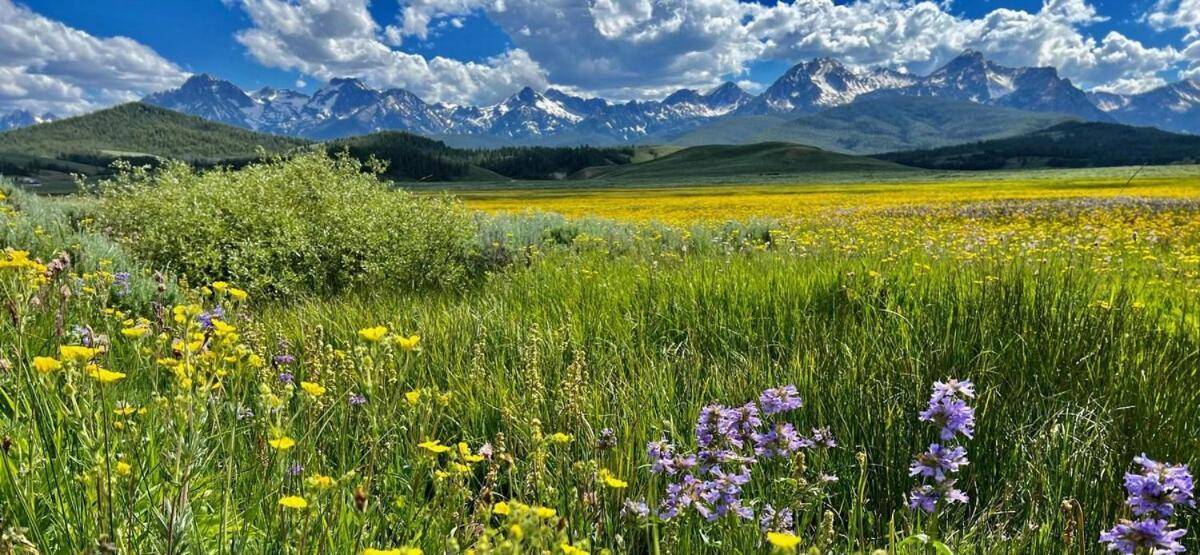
<box><xmin>0</xmin><ymin>153</ymin><xmax>1198</xmax><ymax>554</ymax></box>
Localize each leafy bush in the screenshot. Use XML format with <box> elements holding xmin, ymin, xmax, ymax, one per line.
<box><xmin>98</xmin><ymin>150</ymin><xmax>477</xmax><ymax>298</ymax></box>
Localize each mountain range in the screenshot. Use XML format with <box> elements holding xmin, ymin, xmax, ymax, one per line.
<box><xmin>0</xmin><ymin>110</ymin><xmax>57</xmax><ymax>131</ymax></box>
<box><xmin>4</xmin><ymin>51</ymin><xmax>1198</xmax><ymax>146</ymax></box>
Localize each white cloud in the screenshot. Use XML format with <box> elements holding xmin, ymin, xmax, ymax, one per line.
<box><xmin>233</xmin><ymin>0</ymin><xmax>547</xmax><ymax>105</ymax></box>
<box><xmin>1148</xmin><ymin>0</ymin><xmax>1200</xmax><ymax>79</ymax></box>
<box><xmin>0</xmin><ymin>0</ymin><xmax>186</xmax><ymax>114</ymax></box>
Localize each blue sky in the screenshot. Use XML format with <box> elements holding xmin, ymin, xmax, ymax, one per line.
<box><xmin>2</xmin><ymin>0</ymin><xmax>1198</xmax><ymax>114</ymax></box>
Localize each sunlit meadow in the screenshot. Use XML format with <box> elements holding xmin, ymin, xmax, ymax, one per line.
<box><xmin>0</xmin><ymin>155</ymin><xmax>1198</xmax><ymax>554</ymax></box>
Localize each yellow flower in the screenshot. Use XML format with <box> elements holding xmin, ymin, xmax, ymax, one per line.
<box><xmin>305</xmin><ymin>474</ymin><xmax>335</xmax><ymax>490</ymax></box>
<box><xmin>560</xmin><ymin>543</ymin><xmax>588</xmax><ymax>555</ymax></box>
<box><xmin>358</xmin><ymin>326</ymin><xmax>388</xmax><ymax>342</ymax></box>
<box><xmin>418</xmin><ymin>439</ymin><xmax>450</xmax><ymax>454</ymax></box>
<box><xmin>534</xmin><ymin>506</ymin><xmax>557</xmax><ymax>519</ymax></box>
<box><xmin>278</xmin><ymin>496</ymin><xmax>308</xmax><ymax>510</ymax></box>
<box><xmin>87</xmin><ymin>365</ymin><xmax>126</xmax><ymax>384</ymax></box>
<box><xmin>458</xmin><ymin>442</ymin><xmax>484</xmax><ymax>463</ymax></box>
<box><xmin>766</xmin><ymin>532</ymin><xmax>801</xmax><ymax>550</ymax></box>
<box><xmin>492</xmin><ymin>501</ymin><xmax>511</xmax><ymax>515</ymax></box>
<box><xmin>269</xmin><ymin>437</ymin><xmax>296</xmax><ymax>450</ymax></box>
<box><xmin>599</xmin><ymin>469</ymin><xmax>628</xmax><ymax>489</ymax></box>
<box><xmin>211</xmin><ymin>281</ymin><xmax>229</xmax><ymax>293</ymax></box>
<box><xmin>404</xmin><ymin>390</ymin><xmax>421</xmax><ymax>405</ymax></box>
<box><xmin>547</xmin><ymin>432</ymin><xmax>573</xmax><ymax>444</ymax></box>
<box><xmin>115</xmin><ymin>461</ymin><xmax>132</xmax><ymax>476</ymax></box>
<box><xmin>228</xmin><ymin>288</ymin><xmax>248</xmax><ymax>301</ymax></box>
<box><xmin>300</xmin><ymin>381</ymin><xmax>326</xmax><ymax>397</ymax></box>
<box><xmin>509</xmin><ymin>524</ymin><xmax>524</xmax><ymax>540</ymax></box>
<box><xmin>121</xmin><ymin>326</ymin><xmax>150</xmax><ymax>339</ymax></box>
<box><xmin>113</xmin><ymin>405</ymin><xmax>137</xmax><ymax>416</ymax></box>
<box><xmin>393</xmin><ymin>334</ymin><xmax>421</xmax><ymax>351</ymax></box>
<box><xmin>59</xmin><ymin>345</ymin><xmax>98</xmax><ymax>362</ymax></box>
<box><xmin>32</xmin><ymin>356</ymin><xmax>61</xmax><ymax>374</ymax></box>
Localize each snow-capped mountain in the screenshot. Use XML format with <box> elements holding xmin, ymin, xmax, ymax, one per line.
<box><xmin>141</xmin><ymin>51</ymin><xmax>1174</xmax><ymax>144</ymax></box>
<box><xmin>1091</xmin><ymin>79</ymin><xmax>1200</xmax><ymax>134</ymax></box>
<box><xmin>0</xmin><ymin>110</ymin><xmax>57</xmax><ymax>131</ymax></box>
<box><xmin>863</xmin><ymin>51</ymin><xmax>1111</xmax><ymax>122</ymax></box>
<box><xmin>739</xmin><ymin>58</ymin><xmax>917</xmax><ymax>115</ymax></box>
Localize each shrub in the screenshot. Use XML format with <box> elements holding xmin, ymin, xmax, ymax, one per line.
<box><xmin>98</xmin><ymin>150</ymin><xmax>477</xmax><ymax>298</ymax></box>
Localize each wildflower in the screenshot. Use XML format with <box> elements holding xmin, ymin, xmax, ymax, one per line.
<box><xmin>535</xmin><ymin>506</ymin><xmax>557</xmax><ymax>518</ymax></box>
<box><xmin>393</xmin><ymin>335</ymin><xmax>421</xmax><ymax>351</ymax></box>
<box><xmin>404</xmin><ymin>390</ymin><xmax>421</xmax><ymax>405</ymax></box>
<box><xmin>113</xmin><ymin>404</ymin><xmax>136</xmax><ymax>416</ymax></box>
<box><xmin>87</xmin><ymin>365</ymin><xmax>126</xmax><ymax>384</ymax></box>
<box><xmin>766</xmin><ymin>531</ymin><xmax>802</xmax><ymax>550</ymax></box>
<box><xmin>32</xmin><ymin>356</ymin><xmax>61</xmax><ymax>374</ymax></box>
<box><xmin>717</xmin><ymin>402</ymin><xmax>761</xmax><ymax>448</ymax></box>
<box><xmin>560</xmin><ymin>543</ymin><xmax>588</xmax><ymax>555</ymax></box>
<box><xmin>228</xmin><ymin>288</ymin><xmax>248</xmax><ymax>301</ymax></box>
<box><xmin>759</xmin><ymin>504</ymin><xmax>795</xmax><ymax>533</ymax></box>
<box><xmin>211</xmin><ymin>281</ymin><xmax>229</xmax><ymax>294</ymax></box>
<box><xmin>278</xmin><ymin>496</ymin><xmax>308</xmax><ymax>510</ymax></box>
<box><xmin>113</xmin><ymin>272</ymin><xmax>131</xmax><ymax>295</ymax></box>
<box><xmin>120</xmin><ymin>325</ymin><xmax>150</xmax><ymax>339</ymax></box>
<box><xmin>597</xmin><ymin>428</ymin><xmax>617</xmax><ymax>450</ymax></box>
<box><xmin>115</xmin><ymin>461</ymin><xmax>132</xmax><ymax>476</ymax></box>
<box><xmin>547</xmin><ymin>432</ymin><xmax>573</xmax><ymax>444</ymax></box>
<box><xmin>306</xmin><ymin>474</ymin><xmax>335</xmax><ymax>490</ymax></box>
<box><xmin>599</xmin><ymin>468</ymin><xmax>628</xmax><ymax>489</ymax></box>
<box><xmin>759</xmin><ymin>385</ymin><xmax>802</xmax><ymax>415</ymax></box>
<box><xmin>300</xmin><ymin>381</ymin><xmax>326</xmax><ymax>397</ymax></box>
<box><xmin>287</xmin><ymin>462</ymin><xmax>303</xmax><ymax>476</ymax></box>
<box><xmin>753</xmin><ymin>423</ymin><xmax>805</xmax><ymax>458</ymax></box>
<box><xmin>509</xmin><ymin>524</ymin><xmax>524</xmax><ymax>539</ymax></box>
<box><xmin>492</xmin><ymin>501</ymin><xmax>512</xmax><ymax>515</ymax></box>
<box><xmin>358</xmin><ymin>326</ymin><xmax>388</xmax><ymax>342</ymax></box>
<box><xmin>909</xmin><ymin>379</ymin><xmax>974</xmax><ymax>514</ymax></box>
<box><xmin>1099</xmin><ymin>519</ymin><xmax>1186</xmax><ymax>554</ymax></box>
<box><xmin>622</xmin><ymin>499</ymin><xmax>650</xmax><ymax>519</ymax></box>
<box><xmin>457</xmin><ymin>442</ymin><xmax>484</xmax><ymax>463</ymax></box>
<box><xmin>348</xmin><ymin>393</ymin><xmax>368</xmax><ymax>407</ymax></box>
<box><xmin>919</xmin><ymin>396</ymin><xmax>975</xmax><ymax>440</ymax></box>
<box><xmin>278</xmin><ymin>372</ymin><xmax>294</xmax><ymax>384</ymax></box>
<box><xmin>269</xmin><ymin>437</ymin><xmax>296</xmax><ymax>450</ymax></box>
<box><xmin>696</xmin><ymin>404</ymin><xmax>725</xmax><ymax>447</ymax></box>
<box><xmin>909</xmin><ymin>444</ymin><xmax>969</xmax><ymax>483</ymax></box>
<box><xmin>418</xmin><ymin>439</ymin><xmax>451</xmax><ymax>454</ymax></box>
<box><xmin>273</xmin><ymin>354</ymin><xmax>296</xmax><ymax>366</ymax></box>
<box><xmin>59</xmin><ymin>345</ymin><xmax>98</xmax><ymax>362</ymax></box>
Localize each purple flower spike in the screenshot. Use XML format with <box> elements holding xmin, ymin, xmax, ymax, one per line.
<box><xmin>759</xmin><ymin>385</ymin><xmax>802</xmax><ymax>416</ymax></box>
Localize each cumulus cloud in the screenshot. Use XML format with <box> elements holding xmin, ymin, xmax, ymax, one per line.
<box><xmin>233</xmin><ymin>0</ymin><xmax>547</xmax><ymax>105</ymax></box>
<box><xmin>1148</xmin><ymin>0</ymin><xmax>1200</xmax><ymax>79</ymax></box>
<box><xmin>0</xmin><ymin>0</ymin><xmax>186</xmax><ymax>114</ymax></box>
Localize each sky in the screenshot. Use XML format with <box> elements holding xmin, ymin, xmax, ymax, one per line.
<box><xmin>2</xmin><ymin>0</ymin><xmax>1198</xmax><ymax>115</ymax></box>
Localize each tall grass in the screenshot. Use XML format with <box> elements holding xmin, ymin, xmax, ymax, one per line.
<box><xmin>0</xmin><ymin>176</ymin><xmax>1197</xmax><ymax>552</ymax></box>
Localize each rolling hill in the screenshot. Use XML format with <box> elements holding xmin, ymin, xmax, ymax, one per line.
<box><xmin>0</xmin><ymin>102</ymin><xmax>308</xmax><ymax>161</ymax></box>
<box><xmin>576</xmin><ymin>142</ymin><xmax>912</xmax><ymax>181</ymax></box>
<box><xmin>669</xmin><ymin>97</ymin><xmax>1073</xmax><ymax>154</ymax></box>
<box><xmin>877</xmin><ymin>121</ymin><xmax>1200</xmax><ymax>169</ymax></box>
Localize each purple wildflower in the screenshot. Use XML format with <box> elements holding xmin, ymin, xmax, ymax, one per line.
<box><xmin>759</xmin><ymin>504</ymin><xmax>794</xmax><ymax>533</ymax></box>
<box><xmin>908</xmin><ymin>483</ymin><xmax>968</xmax><ymax>514</ymax></box>
<box><xmin>808</xmin><ymin>426</ymin><xmax>837</xmax><ymax>448</ymax></box>
<box><xmin>597</xmin><ymin>428</ymin><xmax>617</xmax><ymax>450</ymax></box>
<box><xmin>696</xmin><ymin>404</ymin><xmax>725</xmax><ymax>447</ymax></box>
<box><xmin>273</xmin><ymin>354</ymin><xmax>296</xmax><ymax>366</ymax></box>
<box><xmin>1125</xmin><ymin>454</ymin><xmax>1195</xmax><ymax>517</ymax></box>
<box><xmin>909</xmin><ymin>444</ymin><xmax>969</xmax><ymax>483</ymax></box>
<box><xmin>113</xmin><ymin>272</ymin><xmax>131</xmax><ymax>295</ymax></box>
<box><xmin>622</xmin><ymin>499</ymin><xmax>650</xmax><ymax>519</ymax></box>
<box><xmin>348</xmin><ymin>393</ymin><xmax>367</xmax><ymax>407</ymax></box>
<box><xmin>919</xmin><ymin>396</ymin><xmax>976</xmax><ymax>440</ymax></box>
<box><xmin>759</xmin><ymin>385</ymin><xmax>802</xmax><ymax>416</ymax></box>
<box><xmin>278</xmin><ymin>372</ymin><xmax>294</xmax><ymax>384</ymax></box>
<box><xmin>752</xmin><ymin>422</ymin><xmax>805</xmax><ymax>458</ymax></box>
<box><xmin>287</xmin><ymin>463</ymin><xmax>303</xmax><ymax>477</ymax></box>
<box><xmin>72</xmin><ymin>325</ymin><xmax>95</xmax><ymax>347</ymax></box>
<box><xmin>1100</xmin><ymin>519</ymin><xmax>1186</xmax><ymax>554</ymax></box>
<box><xmin>717</xmin><ymin>402</ymin><xmax>761</xmax><ymax>448</ymax></box>
<box><xmin>931</xmin><ymin>379</ymin><xmax>975</xmax><ymax>402</ymax></box>
<box><xmin>197</xmin><ymin>307</ymin><xmax>225</xmax><ymax>331</ymax></box>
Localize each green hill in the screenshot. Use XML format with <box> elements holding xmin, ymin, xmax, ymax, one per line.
<box><xmin>877</xmin><ymin>121</ymin><xmax>1200</xmax><ymax>170</ymax></box>
<box><xmin>669</xmin><ymin>97</ymin><xmax>1073</xmax><ymax>154</ymax></box>
<box><xmin>577</xmin><ymin>142</ymin><xmax>912</xmax><ymax>181</ymax></box>
<box><xmin>0</xmin><ymin>102</ymin><xmax>308</xmax><ymax>161</ymax></box>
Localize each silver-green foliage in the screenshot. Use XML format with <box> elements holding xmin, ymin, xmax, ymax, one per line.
<box><xmin>98</xmin><ymin>150</ymin><xmax>478</xmax><ymax>298</ymax></box>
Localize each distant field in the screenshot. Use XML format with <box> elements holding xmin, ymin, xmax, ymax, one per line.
<box><xmin>454</xmin><ymin>164</ymin><xmax>1200</xmax><ymax>224</ymax></box>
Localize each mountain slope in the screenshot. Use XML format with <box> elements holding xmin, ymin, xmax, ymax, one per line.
<box><xmin>670</xmin><ymin>97</ymin><xmax>1073</xmax><ymax>154</ymax></box>
<box><xmin>877</xmin><ymin>121</ymin><xmax>1200</xmax><ymax>169</ymax></box>
<box><xmin>579</xmin><ymin>142</ymin><xmax>911</xmax><ymax>181</ymax></box>
<box><xmin>0</xmin><ymin>110</ymin><xmax>57</xmax><ymax>131</ymax></box>
<box><xmin>1093</xmin><ymin>79</ymin><xmax>1200</xmax><ymax>135</ymax></box>
<box><xmin>0</xmin><ymin>102</ymin><xmax>308</xmax><ymax>160</ymax></box>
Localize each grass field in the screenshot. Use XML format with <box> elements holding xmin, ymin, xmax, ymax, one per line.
<box><xmin>1</xmin><ymin>158</ymin><xmax>1199</xmax><ymax>554</ymax></box>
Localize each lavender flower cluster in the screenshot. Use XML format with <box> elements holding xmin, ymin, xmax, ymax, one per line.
<box><xmin>1100</xmin><ymin>454</ymin><xmax>1195</xmax><ymax>554</ymax></box>
<box><xmin>909</xmin><ymin>379</ymin><xmax>975</xmax><ymax>513</ymax></box>
<box><xmin>645</xmin><ymin>385</ymin><xmax>835</xmax><ymax>523</ymax></box>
